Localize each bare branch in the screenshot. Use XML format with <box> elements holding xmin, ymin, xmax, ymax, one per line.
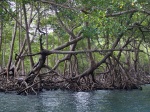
<box><xmin>0</xmin><ymin>5</ymin><xmax>26</xmax><ymax>30</ymax></box>
<box><xmin>106</xmin><ymin>9</ymin><xmax>150</xmax><ymax>17</ymax></box>
<box><xmin>40</xmin><ymin>0</ymin><xmax>77</xmax><ymax>11</ymax></box>
<box><xmin>54</xmin><ymin>7</ymin><xmax>77</xmax><ymax>39</ymax></box>
<box><xmin>50</xmin><ymin>49</ymin><xmax>143</xmax><ymax>54</ymax></box>
<box><xmin>53</xmin><ymin>36</ymin><xmax>83</xmax><ymax>50</ymax></box>
<box><xmin>20</xmin><ymin>49</ymin><xmax>143</xmax><ymax>58</ymax></box>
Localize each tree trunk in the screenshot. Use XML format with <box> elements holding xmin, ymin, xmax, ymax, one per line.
<box><xmin>19</xmin><ymin>3</ymin><xmax>25</xmax><ymax>75</ymax></box>
<box><xmin>7</xmin><ymin>22</ymin><xmax>17</xmax><ymax>81</ymax></box>
<box><xmin>72</xmin><ymin>33</ymin><xmax>124</xmax><ymax>80</ymax></box>
<box><xmin>0</xmin><ymin>19</ymin><xmax>3</xmax><ymax>51</ymax></box>
<box><xmin>0</xmin><ymin>18</ymin><xmax>3</xmax><ymax>70</ymax></box>
<box><xmin>85</xmin><ymin>22</ymin><xmax>96</xmax><ymax>82</ymax></box>
<box><xmin>22</xmin><ymin>3</ymin><xmax>34</xmax><ymax>68</ymax></box>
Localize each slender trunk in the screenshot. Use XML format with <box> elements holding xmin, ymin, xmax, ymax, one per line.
<box><xmin>0</xmin><ymin>18</ymin><xmax>3</xmax><ymax>70</ymax></box>
<box><xmin>133</xmin><ymin>40</ymin><xmax>142</xmax><ymax>72</ymax></box>
<box><xmin>85</xmin><ymin>22</ymin><xmax>95</xmax><ymax>67</ymax></box>
<box><xmin>85</xmin><ymin>22</ymin><xmax>96</xmax><ymax>82</ymax></box>
<box><xmin>19</xmin><ymin>3</ymin><xmax>25</xmax><ymax>75</ymax></box>
<box><xmin>45</xmin><ymin>26</ymin><xmax>48</xmax><ymax>65</ymax></box>
<box><xmin>15</xmin><ymin>28</ymin><xmax>38</xmax><ymax>70</ymax></box>
<box><xmin>0</xmin><ymin>19</ymin><xmax>3</xmax><ymax>51</ymax></box>
<box><xmin>145</xmin><ymin>45</ymin><xmax>150</xmax><ymax>73</ymax></box>
<box><xmin>87</xmin><ymin>38</ymin><xmax>95</xmax><ymax>66</ymax></box>
<box><xmin>22</xmin><ymin>3</ymin><xmax>34</xmax><ymax>68</ymax></box>
<box><xmin>28</xmin><ymin>4</ymin><xmax>33</xmax><ymax>27</ymax></box>
<box><xmin>2</xmin><ymin>35</ymin><xmax>6</xmax><ymax>67</ymax></box>
<box><xmin>7</xmin><ymin>22</ymin><xmax>17</xmax><ymax>81</ymax></box>
<box><xmin>44</xmin><ymin>4</ymin><xmax>49</xmax><ymax>65</ymax></box>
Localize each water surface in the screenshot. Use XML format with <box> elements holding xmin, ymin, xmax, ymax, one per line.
<box><xmin>0</xmin><ymin>85</ymin><xmax>150</xmax><ymax>112</ymax></box>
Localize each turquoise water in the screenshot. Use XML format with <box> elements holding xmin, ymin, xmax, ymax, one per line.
<box><xmin>0</xmin><ymin>85</ymin><xmax>150</xmax><ymax>112</ymax></box>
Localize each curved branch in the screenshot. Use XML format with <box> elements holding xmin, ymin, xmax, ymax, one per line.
<box><xmin>41</xmin><ymin>0</ymin><xmax>77</xmax><ymax>11</ymax></box>
<box><xmin>46</xmin><ymin>49</ymin><xmax>143</xmax><ymax>55</ymax></box>
<box><xmin>54</xmin><ymin>35</ymin><xmax>83</xmax><ymax>50</ymax></box>
<box><xmin>106</xmin><ymin>9</ymin><xmax>150</xmax><ymax>17</ymax></box>
<box><xmin>54</xmin><ymin>8</ymin><xmax>77</xmax><ymax>39</ymax></box>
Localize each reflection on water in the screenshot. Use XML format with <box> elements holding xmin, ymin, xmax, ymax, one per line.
<box><xmin>74</xmin><ymin>92</ymin><xmax>90</xmax><ymax>112</ymax></box>
<box><xmin>0</xmin><ymin>85</ymin><xmax>150</xmax><ymax>112</ymax></box>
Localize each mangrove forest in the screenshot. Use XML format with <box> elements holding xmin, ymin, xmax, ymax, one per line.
<box><xmin>0</xmin><ymin>0</ymin><xmax>150</xmax><ymax>95</ymax></box>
